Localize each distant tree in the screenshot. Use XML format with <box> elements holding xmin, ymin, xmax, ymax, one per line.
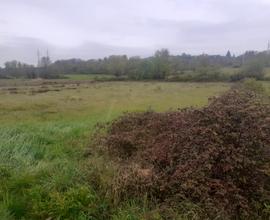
<box><xmin>40</xmin><ymin>56</ymin><xmax>52</xmax><ymax>68</ymax></box>
<box><xmin>154</xmin><ymin>48</ymin><xmax>170</xmax><ymax>58</ymax></box>
<box><xmin>196</xmin><ymin>54</ymin><xmax>210</xmax><ymax>68</ymax></box>
<box><xmin>106</xmin><ymin>55</ymin><xmax>128</xmax><ymax>77</ymax></box>
<box><xmin>230</xmin><ymin>60</ymin><xmax>265</xmax><ymax>81</ymax></box>
<box><xmin>3</xmin><ymin>60</ymin><xmax>35</xmax><ymax>78</ymax></box>
<box><xmin>153</xmin><ymin>49</ymin><xmax>171</xmax><ymax>79</ymax></box>
<box><xmin>226</xmin><ymin>50</ymin><xmax>232</xmax><ymax>58</ymax></box>
<box><xmin>4</xmin><ymin>60</ymin><xmax>19</xmax><ymax>69</ymax></box>
<box><xmin>242</xmin><ymin>60</ymin><xmax>265</xmax><ymax>79</ymax></box>
<box><xmin>126</xmin><ymin>56</ymin><xmax>142</xmax><ymax>79</ymax></box>
<box><xmin>2</xmin><ymin>48</ymin><xmax>269</xmax><ymax>81</ymax></box>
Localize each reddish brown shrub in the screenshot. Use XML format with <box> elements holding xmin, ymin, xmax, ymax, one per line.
<box><xmin>101</xmin><ymin>89</ymin><xmax>270</xmax><ymax>219</ymax></box>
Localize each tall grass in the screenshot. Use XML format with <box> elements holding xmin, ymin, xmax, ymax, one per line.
<box><xmin>0</xmin><ymin>118</ymin><xmax>113</xmax><ymax>216</ymax></box>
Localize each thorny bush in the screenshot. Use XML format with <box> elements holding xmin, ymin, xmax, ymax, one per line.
<box><xmin>98</xmin><ymin>88</ymin><xmax>270</xmax><ymax>219</ymax></box>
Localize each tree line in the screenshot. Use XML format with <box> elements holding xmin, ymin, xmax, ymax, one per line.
<box><xmin>0</xmin><ymin>49</ymin><xmax>269</xmax><ymax>81</ymax></box>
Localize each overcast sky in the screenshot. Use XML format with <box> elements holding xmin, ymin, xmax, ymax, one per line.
<box><xmin>0</xmin><ymin>0</ymin><xmax>270</xmax><ymax>66</ymax></box>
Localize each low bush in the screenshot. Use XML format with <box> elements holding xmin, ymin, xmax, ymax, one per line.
<box><xmin>230</xmin><ymin>61</ymin><xmax>265</xmax><ymax>81</ymax></box>
<box><xmin>168</xmin><ymin>68</ymin><xmax>229</xmax><ymax>82</ymax></box>
<box><xmin>241</xmin><ymin>78</ymin><xmax>266</xmax><ymax>94</ymax></box>
<box><xmin>100</xmin><ymin>88</ymin><xmax>270</xmax><ymax>219</ymax></box>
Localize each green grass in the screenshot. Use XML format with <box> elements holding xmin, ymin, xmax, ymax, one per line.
<box><xmin>0</xmin><ymin>81</ymin><xmax>269</xmax><ymax>219</ymax></box>
<box><xmin>64</xmin><ymin>74</ymin><xmax>115</xmax><ymax>80</ymax></box>
<box><xmin>0</xmin><ymin>82</ymin><xmax>230</xmax><ymax>124</ymax></box>
<box><xmin>265</xmin><ymin>67</ymin><xmax>270</xmax><ymax>77</ymax></box>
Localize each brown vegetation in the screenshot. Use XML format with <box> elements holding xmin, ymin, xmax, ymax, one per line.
<box><xmin>100</xmin><ymin>88</ymin><xmax>270</xmax><ymax>219</ymax></box>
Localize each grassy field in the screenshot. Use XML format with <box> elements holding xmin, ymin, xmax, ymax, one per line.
<box><xmin>64</xmin><ymin>74</ymin><xmax>116</xmax><ymax>80</ymax></box>
<box><xmin>0</xmin><ymin>80</ymin><xmax>268</xmax><ymax>219</ymax></box>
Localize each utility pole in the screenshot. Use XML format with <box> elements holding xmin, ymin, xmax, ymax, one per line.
<box><xmin>37</xmin><ymin>49</ymin><xmax>41</xmax><ymax>78</ymax></box>
<box><xmin>37</xmin><ymin>49</ymin><xmax>40</xmax><ymax>67</ymax></box>
<box><xmin>267</xmin><ymin>41</ymin><xmax>270</xmax><ymax>55</ymax></box>
<box><xmin>46</xmin><ymin>49</ymin><xmax>51</xmax><ymax>67</ymax></box>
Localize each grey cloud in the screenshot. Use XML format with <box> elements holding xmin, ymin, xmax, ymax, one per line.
<box><xmin>0</xmin><ymin>0</ymin><xmax>270</xmax><ymax>66</ymax></box>
<box><xmin>0</xmin><ymin>36</ymin><xmax>153</xmax><ymax>66</ymax></box>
